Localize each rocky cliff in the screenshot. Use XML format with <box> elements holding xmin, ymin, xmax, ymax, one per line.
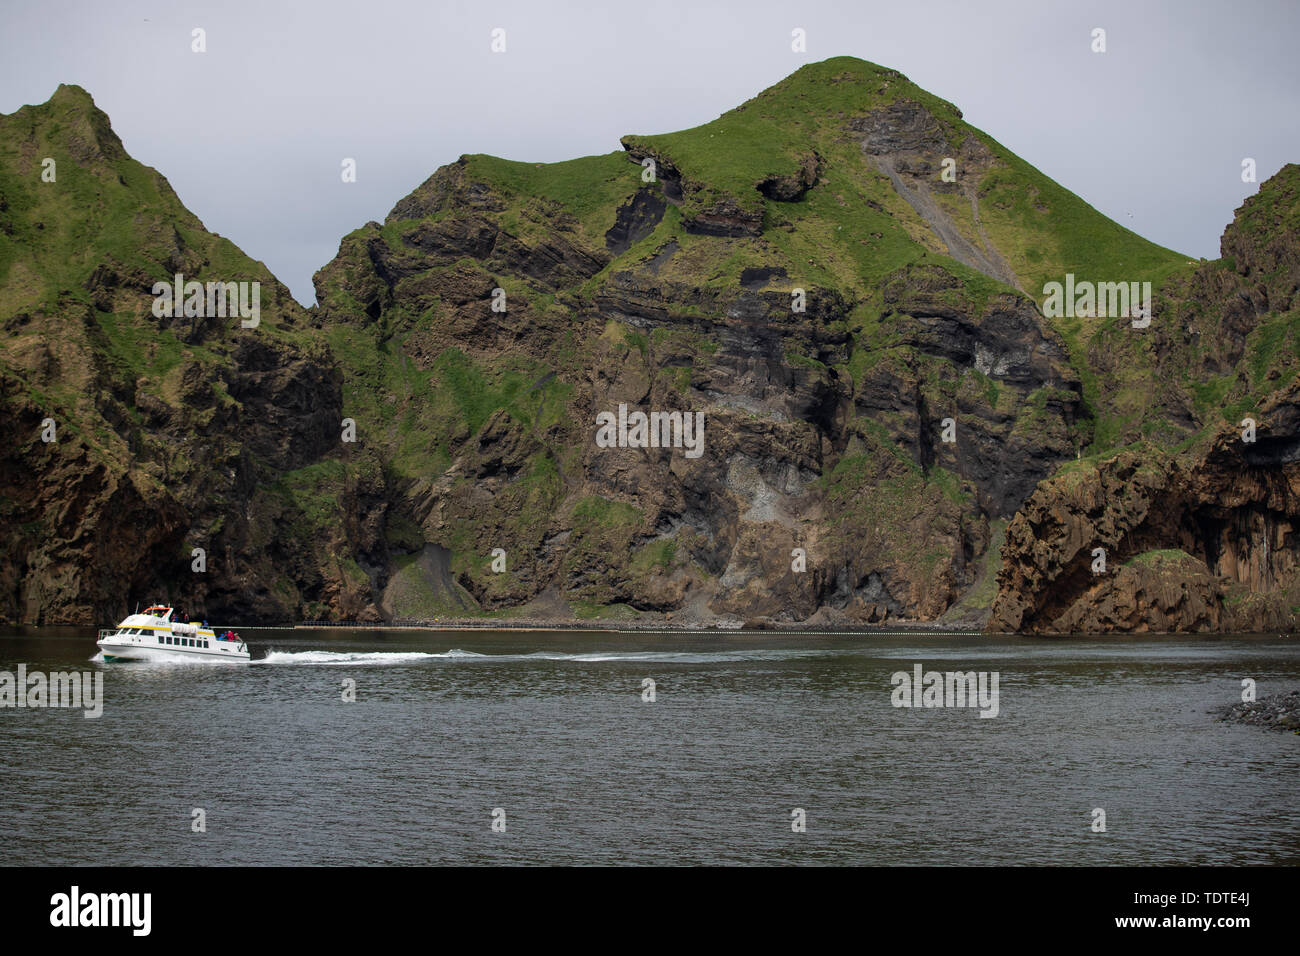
<box><xmin>2</xmin><ymin>59</ymin><xmax>1298</xmax><ymax>631</ymax></box>
<box><xmin>0</xmin><ymin>85</ymin><xmax>378</xmax><ymax>624</ymax></box>
<box><xmin>988</xmin><ymin>167</ymin><xmax>1300</xmax><ymax>633</ymax></box>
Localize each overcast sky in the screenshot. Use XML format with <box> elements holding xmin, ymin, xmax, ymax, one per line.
<box><xmin>2</xmin><ymin>0</ymin><xmax>1296</xmax><ymax>304</ymax></box>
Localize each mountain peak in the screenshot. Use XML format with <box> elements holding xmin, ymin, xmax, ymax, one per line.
<box><xmin>48</xmin><ymin>83</ymin><xmax>97</xmax><ymax>108</ymax></box>
<box><xmin>741</xmin><ymin>56</ymin><xmax>962</xmax><ymax>123</ymax></box>
<box><xmin>3</xmin><ymin>82</ymin><xmax>127</xmax><ymax>167</ymax></box>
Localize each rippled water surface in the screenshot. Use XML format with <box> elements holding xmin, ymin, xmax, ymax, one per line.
<box><xmin>1</xmin><ymin>628</ymin><xmax>1297</xmax><ymax>865</ymax></box>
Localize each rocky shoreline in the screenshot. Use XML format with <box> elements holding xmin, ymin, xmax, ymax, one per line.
<box><xmin>1214</xmin><ymin>690</ymin><xmax>1300</xmax><ymax>732</ymax></box>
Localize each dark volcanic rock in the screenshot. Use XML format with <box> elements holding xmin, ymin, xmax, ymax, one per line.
<box><xmin>756</xmin><ymin>152</ymin><xmax>821</xmax><ymax>201</ymax></box>
<box><xmin>605</xmin><ymin>188</ymin><xmax>667</xmax><ymax>254</ymax></box>
<box><xmin>1215</xmin><ymin>690</ymin><xmax>1300</xmax><ymax>733</ymax></box>
<box><xmin>988</xmin><ymin>378</ymin><xmax>1300</xmax><ymax>634</ymax></box>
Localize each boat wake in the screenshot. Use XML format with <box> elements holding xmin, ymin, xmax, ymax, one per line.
<box><xmin>256</xmin><ymin>649</ymin><xmax>486</xmax><ymax>665</ymax></box>
<box><xmin>255</xmin><ymin>648</ymin><xmax>841</xmax><ymax>665</ymax></box>
<box><xmin>519</xmin><ymin>649</ymin><xmax>839</xmax><ymax>663</ymax></box>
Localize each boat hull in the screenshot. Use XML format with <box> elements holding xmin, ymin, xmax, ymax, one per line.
<box><xmin>96</xmin><ymin>641</ymin><xmax>250</xmax><ymax>663</ymax></box>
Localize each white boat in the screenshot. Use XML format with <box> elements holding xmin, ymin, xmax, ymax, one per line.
<box><xmin>96</xmin><ymin>605</ymin><xmax>249</xmax><ymax>662</ymax></box>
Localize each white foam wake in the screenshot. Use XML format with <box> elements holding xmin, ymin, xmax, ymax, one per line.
<box><xmin>256</xmin><ymin>649</ymin><xmax>485</xmax><ymax>665</ymax></box>
<box><xmin>255</xmin><ymin>648</ymin><xmax>839</xmax><ymax>665</ymax></box>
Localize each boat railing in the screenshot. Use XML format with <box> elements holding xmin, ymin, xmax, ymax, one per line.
<box><xmin>96</xmin><ymin>628</ymin><xmax>118</xmax><ymax>641</ymax></box>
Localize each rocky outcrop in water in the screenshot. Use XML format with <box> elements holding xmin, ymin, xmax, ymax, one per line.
<box><xmin>1215</xmin><ymin>691</ymin><xmax>1300</xmax><ymax>732</ymax></box>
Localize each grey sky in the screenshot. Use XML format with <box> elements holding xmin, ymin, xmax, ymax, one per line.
<box><xmin>2</xmin><ymin>0</ymin><xmax>1296</xmax><ymax>305</ymax></box>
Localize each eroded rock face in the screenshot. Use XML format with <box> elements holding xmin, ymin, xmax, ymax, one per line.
<box><xmin>1045</xmin><ymin>552</ymin><xmax>1225</xmax><ymax>634</ymax></box>
<box><xmin>756</xmin><ymin>152</ymin><xmax>821</xmax><ymax>202</ymax></box>
<box><xmin>605</xmin><ymin>188</ymin><xmax>667</xmax><ymax>254</ymax></box>
<box><xmin>854</xmin><ymin>100</ymin><xmax>1021</xmax><ymax>290</ymax></box>
<box><xmin>988</xmin><ymin>380</ymin><xmax>1300</xmax><ymax>634</ymax></box>
<box><xmin>0</xmin><ymin>86</ymin><xmax>388</xmax><ymax>625</ymax></box>
<box><xmin>987</xmin><ymin>165</ymin><xmax>1300</xmax><ymax>634</ymax></box>
<box><xmin>0</xmin><ymin>373</ymin><xmax>188</xmax><ymax>624</ymax></box>
<box><xmin>0</xmin><ymin>327</ymin><xmax>366</xmax><ymax>625</ymax></box>
<box><xmin>315</xmin><ymin>154</ymin><xmax>1083</xmax><ymax>625</ymax></box>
